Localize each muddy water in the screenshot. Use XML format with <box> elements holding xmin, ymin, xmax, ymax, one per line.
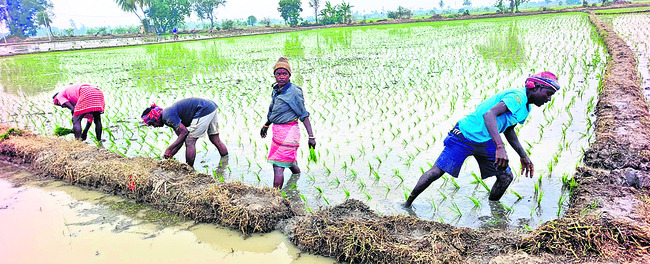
<box><xmin>0</xmin><ymin>161</ymin><xmax>334</xmax><ymax>264</ymax></box>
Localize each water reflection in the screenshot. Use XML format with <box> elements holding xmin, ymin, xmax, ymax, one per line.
<box><xmin>475</xmin><ymin>21</ymin><xmax>527</xmax><ymax>70</ymax></box>
<box><xmin>478</xmin><ymin>201</ymin><xmax>512</xmax><ymax>230</ymax></box>
<box><xmin>0</xmin><ymin>55</ymin><xmax>68</xmax><ymax>95</ymax></box>
<box><xmin>283</xmin><ymin>34</ymin><xmax>305</xmax><ymax>59</ymax></box>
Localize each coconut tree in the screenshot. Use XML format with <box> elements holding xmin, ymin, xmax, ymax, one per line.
<box><xmin>340</xmin><ymin>1</ymin><xmax>353</xmax><ymax>24</ymax></box>
<box><xmin>319</xmin><ymin>1</ymin><xmax>337</xmax><ymax>24</ymax></box>
<box><xmin>35</xmin><ymin>9</ymin><xmax>53</xmax><ymax>39</ymax></box>
<box><xmin>115</xmin><ymin>0</ymin><xmax>150</xmax><ymax>20</ymax></box>
<box><xmin>308</xmin><ymin>0</ymin><xmax>320</xmax><ymax>24</ymax></box>
<box><xmin>115</xmin><ymin>0</ymin><xmax>151</xmax><ymax>31</ymax></box>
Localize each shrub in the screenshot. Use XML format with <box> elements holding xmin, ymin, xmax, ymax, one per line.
<box><xmin>222</xmin><ymin>20</ymin><xmax>235</xmax><ymax>30</ymax></box>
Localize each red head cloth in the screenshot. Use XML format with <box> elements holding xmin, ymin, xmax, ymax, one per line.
<box><xmin>142</xmin><ymin>103</ymin><xmax>163</xmax><ymax>125</ymax></box>
<box><xmin>525</xmin><ymin>72</ymin><xmax>560</xmax><ymax>91</ymax></box>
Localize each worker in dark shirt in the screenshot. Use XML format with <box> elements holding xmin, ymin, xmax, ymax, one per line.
<box><xmin>141</xmin><ymin>98</ymin><xmax>228</xmax><ymax>166</ymax></box>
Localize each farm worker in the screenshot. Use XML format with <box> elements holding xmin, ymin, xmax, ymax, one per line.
<box><xmin>141</xmin><ymin>98</ymin><xmax>228</xmax><ymax>167</ymax></box>
<box><xmin>405</xmin><ymin>72</ymin><xmax>561</xmax><ymax>207</ymax></box>
<box><xmin>52</xmin><ymin>83</ymin><xmax>105</xmax><ymax>142</ymax></box>
<box><xmin>261</xmin><ymin>57</ymin><xmax>316</xmax><ymax>188</ymax></box>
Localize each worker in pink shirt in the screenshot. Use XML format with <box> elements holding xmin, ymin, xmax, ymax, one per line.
<box><xmin>52</xmin><ymin>83</ymin><xmax>105</xmax><ymax>142</ymax></box>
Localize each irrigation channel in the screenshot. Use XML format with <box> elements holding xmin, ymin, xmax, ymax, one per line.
<box><xmin>1</xmin><ymin>9</ymin><xmax>650</xmax><ymax>263</ymax></box>
<box><xmin>0</xmin><ymin>161</ymin><xmax>332</xmax><ymax>264</ymax></box>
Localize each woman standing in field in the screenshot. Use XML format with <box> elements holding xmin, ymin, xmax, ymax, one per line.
<box><xmin>52</xmin><ymin>83</ymin><xmax>105</xmax><ymax>142</ymax></box>
<box><xmin>261</xmin><ymin>57</ymin><xmax>316</xmax><ymax>188</ymax></box>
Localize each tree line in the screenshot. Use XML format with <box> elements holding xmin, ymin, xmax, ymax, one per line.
<box><xmin>1</xmin><ymin>0</ymin><xmax>611</xmax><ymax>38</ymax></box>
<box><xmin>278</xmin><ymin>0</ymin><xmax>353</xmax><ymax>27</ymax></box>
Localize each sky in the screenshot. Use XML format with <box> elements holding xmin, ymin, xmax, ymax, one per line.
<box><xmin>45</xmin><ymin>0</ymin><xmax>497</xmax><ymax>29</ymax></box>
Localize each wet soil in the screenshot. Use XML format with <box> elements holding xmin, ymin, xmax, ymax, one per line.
<box><xmin>0</xmin><ymin>161</ymin><xmax>334</xmax><ymax>264</ymax></box>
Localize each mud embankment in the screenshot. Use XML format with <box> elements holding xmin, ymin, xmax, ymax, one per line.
<box><xmin>0</xmin><ymin>130</ymin><xmax>292</xmax><ymax>235</ymax></box>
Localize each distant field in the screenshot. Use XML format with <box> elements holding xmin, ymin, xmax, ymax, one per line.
<box><xmin>595</xmin><ymin>6</ymin><xmax>650</xmax><ymax>13</ymax></box>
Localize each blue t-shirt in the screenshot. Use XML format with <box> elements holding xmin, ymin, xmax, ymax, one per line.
<box><xmin>458</xmin><ymin>88</ymin><xmax>530</xmax><ymax>143</ymax></box>
<box><xmin>162</xmin><ymin>98</ymin><xmax>217</xmax><ymax>129</ymax></box>
<box><xmin>267</xmin><ymin>82</ymin><xmax>310</xmax><ymax>124</ymax></box>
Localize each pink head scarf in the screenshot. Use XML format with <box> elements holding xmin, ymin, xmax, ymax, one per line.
<box><xmin>142</xmin><ymin>103</ymin><xmax>163</xmax><ymax>125</ymax></box>
<box><xmin>525</xmin><ymin>71</ymin><xmax>560</xmax><ymax>91</ymax></box>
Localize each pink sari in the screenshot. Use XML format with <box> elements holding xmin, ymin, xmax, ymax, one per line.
<box><xmin>267</xmin><ymin>121</ymin><xmax>300</xmax><ymax>167</ymax></box>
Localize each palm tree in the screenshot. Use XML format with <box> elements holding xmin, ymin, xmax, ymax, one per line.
<box><xmin>36</xmin><ymin>10</ymin><xmax>53</xmax><ymax>40</ymax></box>
<box><xmin>319</xmin><ymin>1</ymin><xmax>336</xmax><ymax>24</ymax></box>
<box><xmin>114</xmin><ymin>0</ymin><xmax>150</xmax><ymax>21</ymax></box>
<box><xmin>309</xmin><ymin>0</ymin><xmax>320</xmax><ymax>24</ymax></box>
<box><xmin>340</xmin><ymin>1</ymin><xmax>353</xmax><ymax>24</ymax></box>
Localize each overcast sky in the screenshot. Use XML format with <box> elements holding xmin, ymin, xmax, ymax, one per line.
<box><xmin>46</xmin><ymin>0</ymin><xmax>499</xmax><ymax>29</ymax></box>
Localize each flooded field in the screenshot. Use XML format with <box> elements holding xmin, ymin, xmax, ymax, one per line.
<box><xmin>0</xmin><ymin>161</ymin><xmax>333</xmax><ymax>264</ymax></box>
<box><xmin>0</xmin><ymin>13</ymin><xmax>606</xmax><ymax>230</ymax></box>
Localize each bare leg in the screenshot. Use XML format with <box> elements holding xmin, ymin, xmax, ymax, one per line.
<box><xmin>289</xmin><ymin>164</ymin><xmax>300</xmax><ymax>174</ymax></box>
<box><xmin>208</xmin><ymin>133</ymin><xmax>228</xmax><ymax>156</ymax></box>
<box><xmin>405</xmin><ymin>165</ymin><xmax>445</xmax><ymax>207</ymax></box>
<box><xmin>92</xmin><ymin>112</ymin><xmax>102</xmax><ymax>142</ymax></box>
<box><xmin>273</xmin><ymin>165</ymin><xmax>285</xmax><ymax>188</ymax></box>
<box><xmin>81</xmin><ymin>120</ymin><xmax>91</xmax><ymax>141</ymax></box>
<box><xmin>488</xmin><ymin>171</ymin><xmax>513</xmax><ymax>201</ymax></box>
<box><xmin>72</xmin><ymin>115</ymin><xmax>84</xmax><ymax>140</ymax></box>
<box><xmin>184</xmin><ymin>137</ymin><xmax>198</xmax><ymax>166</ymax></box>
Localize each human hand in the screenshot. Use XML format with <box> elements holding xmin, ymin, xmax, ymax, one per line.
<box><xmin>520</xmin><ymin>156</ymin><xmax>534</xmax><ymax>178</ymax></box>
<box><xmin>495</xmin><ymin>146</ymin><xmax>509</xmax><ymax>170</ymax></box>
<box><xmin>260</xmin><ymin>126</ymin><xmax>269</xmax><ymax>138</ymax></box>
<box><xmin>308</xmin><ymin>138</ymin><xmax>316</xmax><ymax>149</ymax></box>
<box><xmin>163</xmin><ymin>149</ymin><xmax>173</xmax><ymax>159</ymax></box>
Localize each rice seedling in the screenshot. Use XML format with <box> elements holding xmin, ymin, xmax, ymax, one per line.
<box><xmin>343</xmin><ymin>187</ymin><xmax>350</xmax><ymax>198</ymax></box>
<box><xmin>393</xmin><ymin>169</ymin><xmax>404</xmax><ymax>182</ymax></box>
<box><xmin>372</xmin><ymin>170</ymin><xmax>380</xmax><ymax>180</ymax></box>
<box><xmin>429</xmin><ymin>198</ymin><xmax>438</xmax><ymax>212</ymax></box>
<box><xmin>53</xmin><ymin>125</ymin><xmax>73</xmax><ymax>136</ymax></box>
<box><xmin>322</xmin><ymin>196</ymin><xmax>330</xmax><ymax>205</ymax></box>
<box><xmin>467</xmin><ymin>196</ymin><xmax>481</xmax><ymax>208</ymax></box>
<box><xmin>450</xmin><ymin>177</ymin><xmax>460</xmax><ymax>189</ymax></box>
<box><xmin>449</xmin><ymin>202</ymin><xmax>462</xmax><ymax>217</ymax></box>
<box><xmin>212</xmin><ymin>169</ymin><xmax>224</xmax><ymax>182</ymax></box>
<box><xmin>363</xmin><ymin>190</ymin><xmax>372</xmax><ymax>200</ymax></box>
<box><xmin>499</xmin><ymin>202</ymin><xmax>513</xmax><ymax>212</ymax></box>
<box><xmin>438</xmin><ymin>190</ymin><xmax>447</xmax><ymax>201</ymax></box>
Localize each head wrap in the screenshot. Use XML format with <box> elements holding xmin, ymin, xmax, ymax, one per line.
<box><xmin>142</xmin><ymin>103</ymin><xmax>163</xmax><ymax>125</ymax></box>
<box><xmin>52</xmin><ymin>93</ymin><xmax>60</xmax><ymax>105</ymax></box>
<box><xmin>525</xmin><ymin>71</ymin><xmax>560</xmax><ymax>92</ymax></box>
<box><xmin>273</xmin><ymin>57</ymin><xmax>291</xmax><ymax>75</ymax></box>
